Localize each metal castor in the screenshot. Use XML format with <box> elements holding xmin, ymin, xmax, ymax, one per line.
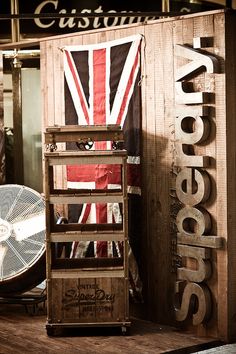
<box><xmin>46</xmin><ymin>326</ymin><xmax>54</xmax><ymax>336</ymax></box>
<box><xmin>121</xmin><ymin>326</ymin><xmax>130</xmax><ymax>335</ymax></box>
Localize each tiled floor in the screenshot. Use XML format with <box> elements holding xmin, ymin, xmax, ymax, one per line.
<box><xmin>196</xmin><ymin>344</ymin><xmax>236</xmax><ymax>353</ymax></box>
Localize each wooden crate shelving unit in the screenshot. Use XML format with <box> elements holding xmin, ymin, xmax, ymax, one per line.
<box><xmin>43</xmin><ymin>125</ymin><xmax>130</xmax><ymax>335</ymax></box>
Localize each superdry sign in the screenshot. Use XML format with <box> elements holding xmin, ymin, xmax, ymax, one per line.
<box><xmin>0</xmin><ymin>0</ymin><xmax>223</xmax><ymax>37</ymax></box>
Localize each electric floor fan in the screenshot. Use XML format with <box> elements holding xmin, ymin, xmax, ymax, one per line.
<box><xmin>0</xmin><ymin>184</ymin><xmax>46</xmax><ymax>296</ymax></box>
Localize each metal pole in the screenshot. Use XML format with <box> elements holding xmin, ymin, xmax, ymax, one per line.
<box><xmin>11</xmin><ymin>0</ymin><xmax>20</xmax><ymax>43</ymax></box>
<box><xmin>11</xmin><ymin>57</ymin><xmax>24</xmax><ymax>184</ymax></box>
<box><xmin>10</xmin><ymin>0</ymin><xmax>24</xmax><ymax>184</ymax></box>
<box><xmin>162</xmin><ymin>0</ymin><xmax>170</xmax><ymax>12</ymax></box>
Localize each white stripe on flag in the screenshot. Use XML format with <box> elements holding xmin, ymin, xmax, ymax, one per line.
<box><xmin>88</xmin><ymin>49</ymin><xmax>94</xmax><ymax>125</ymax></box>
<box><xmin>110</xmin><ymin>37</ymin><xmax>140</xmax><ymax>126</ymax></box>
<box><xmin>78</xmin><ymin>203</ymin><xmax>97</xmax><ymax>224</ymax></box>
<box><xmin>106</xmin><ymin>47</ymin><xmax>111</xmax><ymax>122</ymax></box>
<box><xmin>64</xmin><ymin>50</ymin><xmax>90</xmax><ymax>125</ymax></box>
<box><xmin>128</xmin><ymin>185</ymin><xmax>141</xmax><ymax>195</ymax></box>
<box><xmin>62</xmin><ymin>34</ymin><xmax>142</xmax><ymax>52</ymax></box>
<box><xmin>67</xmin><ymin>181</ymin><xmax>95</xmax><ymax>189</ymax></box>
<box><xmin>127</xmin><ymin>156</ymin><xmax>140</xmax><ymax>164</ymax></box>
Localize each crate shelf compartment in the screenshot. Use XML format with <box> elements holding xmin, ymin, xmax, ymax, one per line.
<box><xmin>51</xmin><ymin>222</ymin><xmax>123</xmax><ymax>232</ymax></box>
<box><xmin>51</xmin><ymin>257</ymin><xmax>124</xmax><ymax>269</ymax></box>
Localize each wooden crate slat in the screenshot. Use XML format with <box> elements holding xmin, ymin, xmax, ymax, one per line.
<box><xmin>50</xmin><ymin>269</ymin><xmax>125</xmax><ymax>278</ymax></box>
<box><xmin>44</xmin><ymin>124</ymin><xmax>124</xmax><ymax>144</ymax></box>
<box><xmin>45</xmin><ymin>151</ymin><xmax>126</xmax><ymax>164</ymax></box>
<box><xmin>50</xmin><ymin>232</ymin><xmax>125</xmax><ymax>242</ymax></box>
<box><xmin>48</xmin><ymin>194</ymin><xmax>124</xmax><ymax>204</ymax></box>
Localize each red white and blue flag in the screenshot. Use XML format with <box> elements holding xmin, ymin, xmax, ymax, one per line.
<box><xmin>63</xmin><ymin>35</ymin><xmax>142</xmax><ymax>265</ymax></box>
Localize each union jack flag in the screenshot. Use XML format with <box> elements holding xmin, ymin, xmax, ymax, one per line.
<box><xmin>63</xmin><ymin>35</ymin><xmax>142</xmax><ymax>266</ymax></box>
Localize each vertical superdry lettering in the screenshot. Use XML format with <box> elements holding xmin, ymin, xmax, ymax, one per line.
<box><xmin>174</xmin><ymin>38</ymin><xmax>223</xmax><ymax>325</ymax></box>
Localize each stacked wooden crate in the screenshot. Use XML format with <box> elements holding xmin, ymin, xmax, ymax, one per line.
<box><xmin>43</xmin><ymin>125</ymin><xmax>130</xmax><ymax>335</ymax></box>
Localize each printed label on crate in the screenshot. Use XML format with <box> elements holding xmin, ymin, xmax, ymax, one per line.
<box><xmin>62</xmin><ymin>283</ymin><xmax>116</xmax><ymax>315</ymax></box>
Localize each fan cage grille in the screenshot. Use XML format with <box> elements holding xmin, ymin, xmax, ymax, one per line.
<box><xmin>0</xmin><ymin>185</ymin><xmax>45</xmax><ymax>281</ymax></box>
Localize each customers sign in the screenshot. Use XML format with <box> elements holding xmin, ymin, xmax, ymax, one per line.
<box><xmin>0</xmin><ymin>0</ymin><xmax>223</xmax><ymax>37</ymax></box>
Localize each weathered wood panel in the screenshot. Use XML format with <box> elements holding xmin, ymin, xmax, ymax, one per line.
<box><xmin>142</xmin><ymin>20</ymin><xmax>160</xmax><ymax>322</ymax></box>
<box><xmin>40</xmin><ymin>10</ymin><xmax>236</xmax><ymax>342</ymax></box>
<box><xmin>0</xmin><ymin>52</ymin><xmax>4</xmax><ymax>184</ymax></box>
<box><xmin>224</xmin><ymin>10</ymin><xmax>236</xmax><ymax>342</ymax></box>
<box><xmin>171</xmin><ymin>11</ymin><xmax>225</xmax><ymax>339</ymax></box>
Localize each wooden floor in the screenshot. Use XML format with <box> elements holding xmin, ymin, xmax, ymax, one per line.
<box><xmin>0</xmin><ymin>295</ymin><xmax>221</xmax><ymax>354</ymax></box>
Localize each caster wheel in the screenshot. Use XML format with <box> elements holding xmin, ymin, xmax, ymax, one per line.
<box><xmin>46</xmin><ymin>326</ymin><xmax>54</xmax><ymax>336</ymax></box>
<box><xmin>121</xmin><ymin>326</ymin><xmax>130</xmax><ymax>335</ymax></box>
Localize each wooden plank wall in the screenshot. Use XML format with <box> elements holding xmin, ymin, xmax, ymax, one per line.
<box><xmin>225</xmin><ymin>11</ymin><xmax>236</xmax><ymax>342</ymax></box>
<box><xmin>0</xmin><ymin>52</ymin><xmax>4</xmax><ymax>184</ymax></box>
<box><xmin>40</xmin><ymin>10</ymin><xmax>236</xmax><ymax>342</ymax></box>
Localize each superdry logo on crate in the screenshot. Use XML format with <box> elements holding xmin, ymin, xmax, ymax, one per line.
<box><xmin>62</xmin><ymin>285</ymin><xmax>116</xmax><ymax>310</ymax></box>
<box><xmin>173</xmin><ymin>37</ymin><xmax>224</xmax><ymax>325</ymax></box>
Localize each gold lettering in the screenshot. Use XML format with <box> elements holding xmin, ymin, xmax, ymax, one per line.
<box><xmin>175</xmin><ymin>281</ymin><xmax>212</xmax><ymax>325</ymax></box>
<box><xmin>175</xmin><ymin>143</ymin><xmax>209</xmax><ymax>167</ymax></box>
<box><xmin>34</xmin><ymin>0</ymin><xmax>57</xmax><ymax>28</ymax></box>
<box><xmin>175</xmin><ymin>44</ymin><xmax>219</xmax><ymax>81</ymax></box>
<box><xmin>176</xmin><ymin>168</ymin><xmax>210</xmax><ymax>206</ymax></box>
<box><xmin>174</xmin><ymin>37</ymin><xmax>221</xmax><ymax>327</ymax></box>
<box><xmin>175</xmin><ymin>106</ymin><xmax>210</xmax><ymax>144</ymax></box>
<box><xmin>58</xmin><ymin>9</ymin><xmax>76</xmax><ymax>28</ymax></box>
<box><xmin>175</xmin><ymin>81</ymin><xmax>208</xmax><ymax>104</ymax></box>
<box><xmin>77</xmin><ymin>9</ymin><xmax>90</xmax><ymax>29</ymax></box>
<box><xmin>176</xmin><ymin>206</ymin><xmax>211</xmax><ymax>237</ymax></box>
<box><xmin>177</xmin><ymin>245</ymin><xmax>211</xmax><ymax>282</ymax></box>
<box><xmin>104</xmin><ymin>10</ymin><xmax>119</xmax><ymax>27</ymax></box>
<box><xmin>93</xmin><ymin>6</ymin><xmax>103</xmax><ymax>28</ymax></box>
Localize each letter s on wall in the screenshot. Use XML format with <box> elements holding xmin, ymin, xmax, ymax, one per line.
<box><xmin>175</xmin><ymin>281</ymin><xmax>212</xmax><ymax>325</ymax></box>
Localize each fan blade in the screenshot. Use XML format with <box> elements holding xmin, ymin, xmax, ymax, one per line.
<box><xmin>0</xmin><ymin>245</ymin><xmax>7</xmax><ymax>270</ymax></box>
<box><xmin>13</xmin><ymin>212</ymin><xmax>45</xmax><ymax>241</ymax></box>
<box><xmin>0</xmin><ymin>218</ymin><xmax>12</xmax><ymax>242</ymax></box>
